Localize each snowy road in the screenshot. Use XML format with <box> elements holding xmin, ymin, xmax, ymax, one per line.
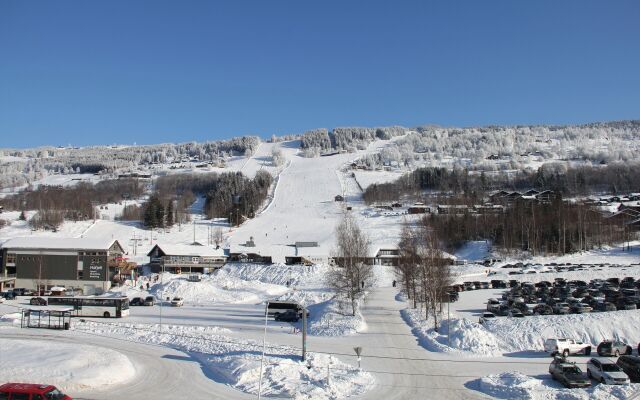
<box><xmin>0</xmin><ymin>328</ymin><xmax>251</xmax><ymax>400</ymax></box>
<box><xmin>355</xmin><ymin>288</ymin><xmax>486</xmax><ymax>400</ymax></box>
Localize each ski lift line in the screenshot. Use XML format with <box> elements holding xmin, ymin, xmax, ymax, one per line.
<box><xmin>76</xmin><ymin>320</ymin><xmax>556</xmax><ymax>366</ymax></box>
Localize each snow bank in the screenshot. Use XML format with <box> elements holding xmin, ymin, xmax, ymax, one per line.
<box><xmin>219</xmin><ymin>262</ymin><xmax>329</xmax><ymax>288</ymax></box>
<box><xmin>307</xmin><ymin>297</ymin><xmax>367</xmax><ymax>337</ymax></box>
<box><xmin>483</xmin><ymin>310</ymin><xmax>640</xmax><ymax>353</ymax></box>
<box><xmin>115</xmin><ymin>272</ymin><xmax>290</xmax><ymax>305</ymax></box>
<box><xmin>74</xmin><ymin>320</ymin><xmax>374</xmax><ymax>399</ymax></box>
<box><xmin>0</xmin><ymin>338</ymin><xmax>135</xmax><ymax>392</ymax></box>
<box><xmin>401</xmin><ymin>309</ymin><xmax>503</xmax><ymax>356</ymax></box>
<box><xmin>470</xmin><ymin>372</ymin><xmax>640</xmax><ymax>400</ymax></box>
<box><xmin>404</xmin><ymin>305</ymin><xmax>640</xmax><ymax>357</ymax></box>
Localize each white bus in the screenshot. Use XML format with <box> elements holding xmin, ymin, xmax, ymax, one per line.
<box><xmin>46</xmin><ymin>296</ymin><xmax>130</xmax><ymax>318</ymax></box>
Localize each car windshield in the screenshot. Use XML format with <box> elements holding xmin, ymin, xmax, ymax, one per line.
<box><xmin>45</xmin><ymin>389</ymin><xmax>65</xmax><ymax>400</ymax></box>
<box><xmin>564</xmin><ymin>366</ymin><xmax>581</xmax><ymax>374</ymax></box>
<box><xmin>602</xmin><ymin>364</ymin><xmax>621</xmax><ymax>372</ymax></box>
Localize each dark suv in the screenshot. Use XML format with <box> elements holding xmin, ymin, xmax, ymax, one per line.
<box><xmin>616</xmin><ymin>355</ymin><xmax>640</xmax><ymax>383</ymax></box>
<box><xmin>597</xmin><ymin>340</ymin><xmax>633</xmax><ymax>357</ymax></box>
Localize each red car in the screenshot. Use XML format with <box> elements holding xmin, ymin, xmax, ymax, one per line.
<box><xmin>0</xmin><ymin>383</ymin><xmax>72</xmax><ymax>399</ymax></box>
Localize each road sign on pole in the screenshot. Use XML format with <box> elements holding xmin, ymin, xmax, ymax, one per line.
<box><xmin>302</xmin><ymin>306</ymin><xmax>307</xmax><ymax>361</ymax></box>
<box><xmin>353</xmin><ymin>347</ymin><xmax>362</xmax><ymax>369</ymax></box>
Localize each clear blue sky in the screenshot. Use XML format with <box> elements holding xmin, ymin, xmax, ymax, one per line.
<box><xmin>1</xmin><ymin>1</ymin><xmax>639</xmax><ymax>148</ymax></box>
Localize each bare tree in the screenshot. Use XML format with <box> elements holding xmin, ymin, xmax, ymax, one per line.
<box><xmin>213</xmin><ymin>227</ymin><xmax>224</xmax><ymax>249</ymax></box>
<box><xmin>327</xmin><ymin>213</ymin><xmax>372</xmax><ymax>316</ymax></box>
<box><xmin>417</xmin><ymin>225</ymin><xmax>452</xmax><ymax>331</ymax></box>
<box><xmin>395</xmin><ymin>220</ymin><xmax>453</xmax><ymax>331</ymax></box>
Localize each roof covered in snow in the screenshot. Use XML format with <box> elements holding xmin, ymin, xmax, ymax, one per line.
<box><xmin>148</xmin><ymin>244</ymin><xmax>227</xmax><ymax>258</ymax></box>
<box><xmin>1</xmin><ymin>237</ymin><xmax>122</xmax><ymax>251</ymax></box>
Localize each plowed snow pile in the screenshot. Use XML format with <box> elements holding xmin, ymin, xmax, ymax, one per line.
<box><xmin>402</xmin><ymin>309</ymin><xmax>503</xmax><ymax>356</ymax></box>
<box><xmin>0</xmin><ymin>338</ymin><xmax>135</xmax><ymax>392</ymax></box>
<box><xmin>75</xmin><ymin>320</ymin><xmax>374</xmax><ymax>399</ymax></box>
<box><xmin>404</xmin><ymin>307</ymin><xmax>640</xmax><ymax>356</ymax></box>
<box><xmin>471</xmin><ymin>372</ymin><xmax>640</xmax><ymax>399</ymax></box>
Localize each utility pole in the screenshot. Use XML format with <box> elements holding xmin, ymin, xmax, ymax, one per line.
<box><xmin>447</xmin><ymin>293</ymin><xmax>451</xmax><ymax>347</ymax></box>
<box><xmin>302</xmin><ymin>306</ymin><xmax>307</xmax><ymax>361</ymax></box>
<box><xmin>130</xmin><ymin>232</ymin><xmax>142</xmax><ymax>256</ymax></box>
<box><xmin>257</xmin><ymin>304</ymin><xmax>268</xmax><ymax>400</ymax></box>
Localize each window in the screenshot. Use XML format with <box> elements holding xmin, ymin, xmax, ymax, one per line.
<box><xmin>6</xmin><ymin>253</ymin><xmax>16</xmax><ymax>264</ymax></box>
<box><xmin>33</xmin><ymin>395</ymin><xmax>44</xmax><ymax>400</ymax></box>
<box><xmin>0</xmin><ymin>391</ymin><xmax>8</xmax><ymax>400</ymax></box>
<box><xmin>78</xmin><ymin>270</ymin><xmax>84</xmax><ymax>280</ymax></box>
<box><xmin>12</xmin><ymin>394</ymin><xmax>29</xmax><ymax>400</ymax></box>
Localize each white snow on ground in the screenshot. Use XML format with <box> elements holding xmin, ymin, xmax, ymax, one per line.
<box><xmin>401</xmin><ymin>309</ymin><xmax>503</xmax><ymax>357</ymax></box>
<box><xmin>0</xmin><ymin>337</ymin><xmax>135</xmax><ymax>392</ymax></box>
<box><xmin>482</xmin><ymin>311</ymin><xmax>640</xmax><ymax>354</ymax></box>
<box><xmin>471</xmin><ymin>372</ymin><xmax>640</xmax><ymax>400</ymax></box>
<box><xmin>454</xmin><ymin>241</ymin><xmax>492</xmax><ymax>262</ymax></box>
<box><xmin>74</xmin><ymin>320</ymin><xmax>374</xmax><ymax>399</ymax></box>
<box><xmin>151</xmin><ymin>272</ymin><xmax>290</xmax><ymax>305</ymax></box>
<box><xmin>404</xmin><ymin>288</ymin><xmax>640</xmax><ymax>357</ymax></box>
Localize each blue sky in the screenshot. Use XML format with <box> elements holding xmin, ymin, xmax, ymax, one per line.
<box><xmin>1</xmin><ymin>1</ymin><xmax>639</xmax><ymax>148</ymax></box>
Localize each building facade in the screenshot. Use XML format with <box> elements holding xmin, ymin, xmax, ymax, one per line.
<box><xmin>0</xmin><ymin>237</ymin><xmax>124</xmax><ymax>295</ymax></box>
<box><xmin>147</xmin><ymin>244</ymin><xmax>227</xmax><ymax>274</ymax></box>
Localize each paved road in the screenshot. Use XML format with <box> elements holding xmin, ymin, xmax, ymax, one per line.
<box><xmin>355</xmin><ymin>288</ymin><xmax>487</xmax><ymax>400</ymax></box>
<box><xmin>0</xmin><ymin>329</ymin><xmax>252</xmax><ymax>400</ymax></box>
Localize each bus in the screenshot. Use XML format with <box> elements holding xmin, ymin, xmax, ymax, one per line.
<box><xmin>46</xmin><ymin>296</ymin><xmax>130</xmax><ymax>318</ymax></box>
<box><xmin>265</xmin><ymin>300</ymin><xmax>308</xmax><ymax>319</ymax></box>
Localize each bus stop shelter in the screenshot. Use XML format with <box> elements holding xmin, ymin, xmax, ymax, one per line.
<box><xmin>21</xmin><ymin>308</ymin><xmax>72</xmax><ymax>330</ymax></box>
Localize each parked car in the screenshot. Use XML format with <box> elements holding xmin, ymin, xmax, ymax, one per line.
<box><xmin>12</xmin><ymin>288</ymin><xmax>27</xmax><ymax>296</ymax></box>
<box><xmin>549</xmin><ymin>357</ymin><xmax>591</xmax><ymax>388</ymax></box>
<box><xmin>507</xmin><ymin>309</ymin><xmax>525</xmax><ymax>318</ymax></box>
<box><xmin>170</xmin><ymin>297</ymin><xmax>184</xmax><ymax>307</ymax></box>
<box><xmin>479</xmin><ymin>312</ymin><xmax>496</xmax><ymax>324</ymax></box>
<box><xmin>0</xmin><ymin>291</ymin><xmax>15</xmax><ymax>300</ymax></box>
<box><xmin>0</xmin><ymin>383</ymin><xmax>72</xmax><ymax>399</ymax></box>
<box><xmin>144</xmin><ymin>296</ymin><xmax>156</xmax><ymax>306</ymax></box>
<box><xmin>571</xmin><ymin>303</ymin><xmax>593</xmax><ymax>314</ymax></box>
<box><xmin>553</xmin><ymin>303</ymin><xmax>571</xmax><ymax>315</ymax></box>
<box><xmin>130</xmin><ymin>297</ymin><xmax>144</xmax><ymax>306</ymax></box>
<box><xmin>29</xmin><ymin>297</ymin><xmax>47</xmax><ymax>306</ymax></box>
<box><xmin>274</xmin><ymin>310</ymin><xmax>300</xmax><ymax>322</ymax></box>
<box><xmin>616</xmin><ymin>356</ymin><xmax>640</xmax><ymax>383</ymax></box>
<box><xmin>544</xmin><ymin>338</ymin><xmax>592</xmax><ymax>357</ymax></box>
<box><xmin>597</xmin><ymin>340</ymin><xmax>633</xmax><ymax>357</ymax></box>
<box><xmin>594</xmin><ymin>302</ymin><xmax>617</xmax><ymax>312</ymax></box>
<box><xmin>587</xmin><ymin>357</ymin><xmax>630</xmax><ymax>384</ymax></box>
<box><xmin>533</xmin><ymin>304</ymin><xmax>553</xmax><ymax>316</ymax></box>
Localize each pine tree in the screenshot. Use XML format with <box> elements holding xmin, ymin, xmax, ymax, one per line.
<box><xmin>18</xmin><ymin>210</ymin><xmax>26</xmax><ymax>221</ymax></box>
<box><xmin>155</xmin><ymin>197</ymin><xmax>165</xmax><ymax>228</ymax></box>
<box><xmin>143</xmin><ymin>198</ymin><xmax>157</xmax><ymax>228</ymax></box>
<box><xmin>165</xmin><ymin>201</ymin><xmax>174</xmax><ymax>227</ymax></box>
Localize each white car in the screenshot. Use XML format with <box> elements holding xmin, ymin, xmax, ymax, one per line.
<box><xmin>171</xmin><ymin>297</ymin><xmax>184</xmax><ymax>307</ymax></box>
<box><xmin>587</xmin><ymin>357</ymin><xmax>630</xmax><ymax>385</ymax></box>
<box><xmin>544</xmin><ymin>338</ymin><xmax>592</xmax><ymax>357</ymax></box>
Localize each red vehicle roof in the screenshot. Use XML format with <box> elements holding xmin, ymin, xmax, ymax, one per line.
<box><xmin>0</xmin><ymin>382</ymin><xmax>56</xmax><ymax>393</ymax></box>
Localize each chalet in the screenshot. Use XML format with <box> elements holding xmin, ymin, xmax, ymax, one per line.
<box><xmin>0</xmin><ymin>237</ymin><xmax>125</xmax><ymax>295</ymax></box>
<box><xmin>488</xmin><ymin>190</ymin><xmax>509</xmax><ymax>203</ymax></box>
<box><xmin>407</xmin><ymin>206</ymin><xmax>430</xmax><ymax>214</ymax></box>
<box><xmin>147</xmin><ymin>244</ymin><xmax>227</xmax><ymax>274</ymax></box>
<box><xmin>473</xmin><ymin>204</ymin><xmax>505</xmax><ymax>214</ymax></box>
<box><xmin>536</xmin><ymin>190</ymin><xmax>560</xmax><ymax>203</ymax></box>
<box><xmin>369</xmin><ymin>247</ymin><xmax>400</xmax><ymax>266</ymax></box>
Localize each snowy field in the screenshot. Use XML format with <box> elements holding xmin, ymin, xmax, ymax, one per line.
<box><xmin>0</xmin><ymin>335</ymin><xmax>135</xmax><ymax>393</ymax></box>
